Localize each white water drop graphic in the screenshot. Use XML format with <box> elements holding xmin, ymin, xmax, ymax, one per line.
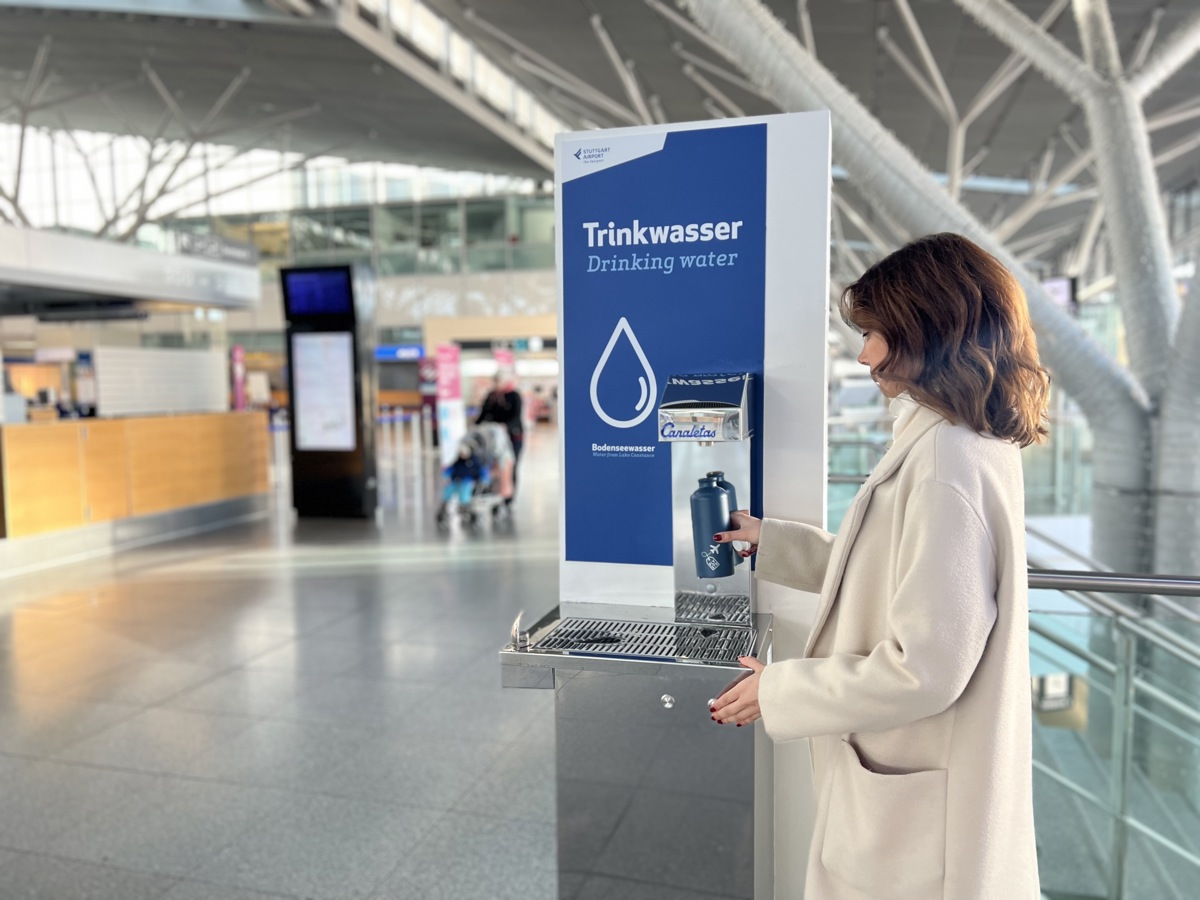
<box><xmin>589</xmin><ymin>317</ymin><xmax>657</xmax><ymax>429</ymax></box>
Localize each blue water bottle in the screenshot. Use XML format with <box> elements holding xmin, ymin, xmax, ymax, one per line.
<box><xmin>707</xmin><ymin>471</ymin><xmax>738</xmax><ymax>511</ymax></box>
<box><xmin>708</xmin><ymin>471</ymin><xmax>744</xmax><ymax>566</ymax></box>
<box><xmin>691</xmin><ymin>474</ymin><xmax>736</xmax><ymax>578</ymax></box>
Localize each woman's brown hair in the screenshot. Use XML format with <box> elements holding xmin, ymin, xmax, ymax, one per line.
<box><xmin>839</xmin><ymin>233</ymin><xmax>1050</xmax><ymax>447</ymax></box>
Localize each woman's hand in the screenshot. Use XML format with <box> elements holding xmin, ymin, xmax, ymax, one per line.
<box><xmin>712</xmin><ymin>656</ymin><xmax>765</xmax><ymax>726</ymax></box>
<box><xmin>713</xmin><ymin>510</ymin><xmax>761</xmax><ymax>558</ymax></box>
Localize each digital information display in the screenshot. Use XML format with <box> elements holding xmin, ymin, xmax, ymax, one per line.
<box><xmin>282</xmin><ymin>268</ymin><xmax>354</xmax><ymax>317</ymax></box>
<box><xmin>292</xmin><ymin>332</ymin><xmax>357</xmax><ymax>451</ymax></box>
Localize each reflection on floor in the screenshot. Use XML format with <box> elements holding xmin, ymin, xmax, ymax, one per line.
<box><xmin>0</xmin><ymin>425</ymin><xmax>561</xmax><ymax>900</ymax></box>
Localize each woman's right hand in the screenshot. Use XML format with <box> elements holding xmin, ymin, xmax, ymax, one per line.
<box><xmin>714</xmin><ymin>510</ymin><xmax>761</xmax><ymax>558</ymax></box>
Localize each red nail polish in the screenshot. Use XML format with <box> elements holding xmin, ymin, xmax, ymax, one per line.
<box><xmin>736</xmin><ymin>723</ymin><xmax>743</xmax><ymax>728</ymax></box>
<box><xmin>711</xmin><ymin>716</ymin><xmax>717</xmax><ymax>721</ymax></box>
<box><xmin>712</xmin><ymin>534</ymin><xmax>721</xmax><ymax>542</ymax></box>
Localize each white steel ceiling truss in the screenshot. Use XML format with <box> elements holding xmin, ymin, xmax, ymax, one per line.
<box><xmin>327</xmin><ymin>0</ymin><xmax>554</xmax><ymax>171</ymax></box>
<box><xmin>0</xmin><ymin>36</ymin><xmax>323</xmax><ymax>239</ymax></box>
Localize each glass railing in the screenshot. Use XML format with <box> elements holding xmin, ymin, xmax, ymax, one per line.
<box><xmin>1023</xmin><ymin>405</ymin><xmax>1094</xmax><ymax>516</ymax></box>
<box><xmin>156</xmin><ymin>194</ymin><xmax>558</xmax><ymax>277</ymax></box>
<box><xmin>828</xmin><ymin>386</ymin><xmax>1096</xmax><ymax>521</ymax></box>
<box><xmin>1028</xmin><ymin>572</ymin><xmax>1200</xmax><ymax>900</ymax></box>
<box><xmin>827</xmin><ymin>431</ymin><xmax>888</xmax><ymax>525</ymax></box>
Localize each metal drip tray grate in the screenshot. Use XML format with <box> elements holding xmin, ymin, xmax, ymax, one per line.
<box><xmin>675</xmin><ymin>592</ymin><xmax>751</xmax><ymax>626</ymax></box>
<box><xmin>532</xmin><ymin>617</ymin><xmax>753</xmax><ymax>664</ymax></box>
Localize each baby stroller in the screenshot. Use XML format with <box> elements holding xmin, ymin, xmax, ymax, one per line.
<box><xmin>473</xmin><ymin>421</ymin><xmax>515</xmax><ymax>517</ymax></box>
<box><xmin>435</xmin><ymin>426</ymin><xmax>512</xmax><ymax>529</ymax></box>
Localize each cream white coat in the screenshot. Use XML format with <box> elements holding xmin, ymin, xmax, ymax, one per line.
<box><xmin>755</xmin><ymin>399</ymin><xmax>1040</xmax><ymax>899</ymax></box>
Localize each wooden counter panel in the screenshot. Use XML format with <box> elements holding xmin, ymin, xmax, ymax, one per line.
<box><xmin>81</xmin><ymin>420</ymin><xmax>130</xmax><ymax>524</ymax></box>
<box><xmin>0</xmin><ymin>413</ymin><xmax>269</xmax><ymax>536</ymax></box>
<box><xmin>127</xmin><ymin>416</ymin><xmax>200</xmax><ymax>515</ymax></box>
<box><xmin>2</xmin><ymin>423</ymin><xmax>85</xmax><ymax>537</ymax></box>
<box><xmin>126</xmin><ymin>413</ymin><xmax>268</xmax><ymax>515</ymax></box>
<box><xmin>180</xmin><ymin>415</ymin><xmax>215</xmax><ymax>508</ymax></box>
<box><xmin>245</xmin><ymin>415</ymin><xmax>270</xmax><ymax>495</ymax></box>
<box><xmin>219</xmin><ymin>413</ymin><xmax>270</xmax><ymax>499</ymax></box>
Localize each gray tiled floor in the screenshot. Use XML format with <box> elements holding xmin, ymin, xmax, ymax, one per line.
<box><xmin>0</xmin><ymin>426</ymin><xmax>560</xmax><ymax>899</ymax></box>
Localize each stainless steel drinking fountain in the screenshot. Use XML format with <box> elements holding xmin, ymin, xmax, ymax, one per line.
<box><xmin>502</xmin><ymin>373</ymin><xmax>767</xmax><ymax>899</ymax></box>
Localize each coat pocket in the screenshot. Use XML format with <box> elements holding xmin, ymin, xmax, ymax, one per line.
<box><xmin>820</xmin><ymin>740</ymin><xmax>948</xmax><ymax>899</ymax></box>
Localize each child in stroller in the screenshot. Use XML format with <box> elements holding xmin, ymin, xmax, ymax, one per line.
<box><xmin>437</xmin><ymin>432</ymin><xmax>488</xmax><ymax>528</ymax></box>
<box><xmin>436</xmin><ymin>425</ymin><xmax>513</xmax><ymax>528</ymax></box>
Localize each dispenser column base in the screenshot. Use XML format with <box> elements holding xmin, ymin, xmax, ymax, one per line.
<box><xmin>555</xmin><ymin>664</ymin><xmax>754</xmax><ymax>899</ymax></box>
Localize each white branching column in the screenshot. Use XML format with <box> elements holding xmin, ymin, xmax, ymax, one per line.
<box><xmin>957</xmin><ymin>0</ymin><xmax>1200</xmax><ymax>795</ymax></box>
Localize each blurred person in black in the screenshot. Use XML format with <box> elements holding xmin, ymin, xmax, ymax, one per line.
<box><xmin>476</xmin><ymin>371</ymin><xmax>524</xmax><ymax>510</ymax></box>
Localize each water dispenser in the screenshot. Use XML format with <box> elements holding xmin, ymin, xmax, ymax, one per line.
<box><xmin>658</xmin><ymin>372</ymin><xmax>756</xmax><ymax>627</ymax></box>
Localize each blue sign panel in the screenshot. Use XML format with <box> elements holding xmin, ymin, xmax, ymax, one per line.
<box><xmin>562</xmin><ymin>125</ymin><xmax>767</xmax><ymax>566</ymax></box>
<box><xmin>375</xmin><ymin>344</ymin><xmax>425</xmax><ymax>362</ymax></box>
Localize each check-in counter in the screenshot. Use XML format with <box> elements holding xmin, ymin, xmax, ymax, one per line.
<box><xmin>0</xmin><ymin>411</ymin><xmax>269</xmax><ymax>540</ymax></box>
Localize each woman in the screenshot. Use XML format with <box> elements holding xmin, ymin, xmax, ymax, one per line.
<box><xmin>713</xmin><ymin>233</ymin><xmax>1047</xmax><ymax>899</ymax></box>
<box><xmin>476</xmin><ymin>371</ymin><xmax>524</xmax><ymax>509</ymax></box>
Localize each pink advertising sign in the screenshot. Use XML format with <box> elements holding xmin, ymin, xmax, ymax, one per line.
<box><xmin>435</xmin><ymin>344</ymin><xmax>461</xmax><ymax>401</ymax></box>
<box><xmin>493</xmin><ymin>347</ymin><xmax>515</xmax><ymax>369</ymax></box>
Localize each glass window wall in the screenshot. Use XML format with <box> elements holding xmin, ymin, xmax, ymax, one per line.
<box><xmin>465</xmin><ymin>199</ymin><xmax>509</xmax><ymax>272</ymax></box>
<box><xmin>376</xmin><ymin>204</ymin><xmax>418</xmax><ymax>246</ymax></box>
<box><xmin>417</xmin><ymin>201</ymin><xmax>462</xmax><ymax>274</ymax></box>
<box><xmin>153</xmin><ymin>194</ymin><xmax>554</xmax><ymax>276</ymax></box>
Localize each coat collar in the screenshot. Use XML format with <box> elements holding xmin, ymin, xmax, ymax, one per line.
<box><xmin>803</xmin><ymin>403</ymin><xmax>946</xmax><ymax>657</ymax></box>
<box><xmin>861</xmin><ymin>403</ymin><xmax>945</xmax><ymax>491</ymax></box>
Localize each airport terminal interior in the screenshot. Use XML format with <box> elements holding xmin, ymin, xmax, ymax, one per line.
<box><xmin>0</xmin><ymin>431</ymin><xmax>562</xmax><ymax>900</ymax></box>
<box><xmin>1</xmin><ymin>0</ymin><xmax>1200</xmax><ymax>898</ymax></box>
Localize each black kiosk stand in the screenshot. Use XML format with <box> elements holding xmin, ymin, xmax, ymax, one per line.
<box><xmin>280</xmin><ymin>265</ymin><xmax>377</xmax><ymax>518</ymax></box>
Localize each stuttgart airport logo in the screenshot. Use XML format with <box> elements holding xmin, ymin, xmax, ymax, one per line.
<box><xmin>573</xmin><ymin>145</ymin><xmax>610</xmax><ymax>165</ymax></box>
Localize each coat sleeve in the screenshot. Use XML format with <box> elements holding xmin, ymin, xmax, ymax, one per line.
<box><xmin>757</xmin><ymin>479</ymin><xmax>998</xmax><ymax>742</ymax></box>
<box><xmin>754</xmin><ymin>518</ymin><xmax>836</xmax><ymax>594</ymax></box>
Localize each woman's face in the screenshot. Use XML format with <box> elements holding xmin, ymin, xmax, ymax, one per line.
<box><xmin>858</xmin><ymin>330</ymin><xmax>903</xmax><ymax>399</ymax></box>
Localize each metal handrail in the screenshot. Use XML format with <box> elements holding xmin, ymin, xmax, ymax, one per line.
<box><xmin>827</xmin><ymin>437</ymin><xmax>890</xmax><ymax>450</ymax></box>
<box><xmin>828</xmin><ymin>473</ymin><xmax>872</xmax><ymax>484</ymax></box>
<box><xmin>1028</xmin><ymin>564</ymin><xmax>1200</xmax><ymax>626</ymax></box>
<box><xmin>1029</xmin><ymin>569</ymin><xmax>1200</xmax><ymax>672</ymax></box>
<box><xmin>1028</xmin><ymin>569</ymin><xmax>1200</xmax><ymax>598</ymax></box>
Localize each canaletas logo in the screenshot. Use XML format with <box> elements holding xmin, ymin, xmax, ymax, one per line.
<box><xmin>660</xmin><ymin>422</ymin><xmax>717</xmax><ymax>440</ymax></box>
